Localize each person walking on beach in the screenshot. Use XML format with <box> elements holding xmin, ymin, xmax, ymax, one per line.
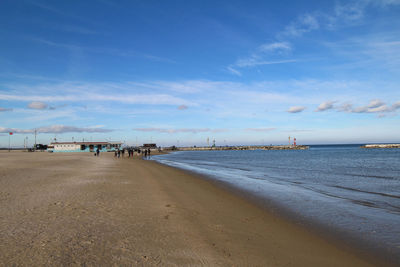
<box><xmin>118</xmin><ymin>149</ymin><xmax>121</xmax><ymax>158</ymax></box>
<box><xmin>114</xmin><ymin>150</ymin><xmax>117</xmax><ymax>157</ymax></box>
<box><xmin>144</xmin><ymin>149</ymin><xmax>147</xmax><ymax>159</ymax></box>
<box><xmin>96</xmin><ymin>147</ymin><xmax>100</xmax><ymax>157</ymax></box>
<box><xmin>147</xmin><ymin>148</ymin><xmax>151</xmax><ymax>159</ymax></box>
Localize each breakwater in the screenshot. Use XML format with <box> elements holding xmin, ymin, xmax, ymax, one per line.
<box><xmin>361</xmin><ymin>144</ymin><xmax>400</xmax><ymax>149</ymax></box>
<box><xmin>169</xmin><ymin>145</ymin><xmax>309</xmax><ymax>151</ymax></box>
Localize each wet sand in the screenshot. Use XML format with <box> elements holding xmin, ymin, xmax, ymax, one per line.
<box><xmin>0</xmin><ymin>151</ymin><xmax>380</xmax><ymax>266</ymax></box>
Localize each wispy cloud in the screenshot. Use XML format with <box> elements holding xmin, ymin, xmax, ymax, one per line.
<box><xmin>228</xmin><ymin>0</ymin><xmax>400</xmax><ymax>75</ymax></box>
<box><xmin>281</xmin><ymin>1</ymin><xmax>384</xmax><ymax>38</ymax></box>
<box><xmin>0</xmin><ymin>107</ymin><xmax>13</xmax><ymax>112</ymax></box>
<box><xmin>2</xmin><ymin>79</ymin><xmax>399</xmax><ymax>124</ymax></box>
<box><xmin>0</xmin><ymin>92</ymin><xmax>192</xmax><ymax>106</ymax></box>
<box><xmin>58</xmin><ymin>24</ymin><xmax>99</xmax><ymax>35</ymax></box>
<box><xmin>226</xmin><ymin>66</ymin><xmax>242</xmax><ymax>76</ymax></box>
<box><xmin>28</xmin><ymin>1</ymin><xmax>101</xmax><ymax>27</ymax></box>
<box><xmin>324</xmin><ymin>35</ymin><xmax>400</xmax><ymax>72</ymax></box>
<box><xmin>27</xmin><ymin>101</ymin><xmax>48</xmax><ymax>110</ymax></box>
<box><xmin>27</xmin><ymin>36</ymin><xmax>175</xmax><ymax>63</ymax></box>
<box><xmin>282</xmin><ymin>14</ymin><xmax>319</xmax><ymax>37</ymax></box>
<box><xmin>245</xmin><ymin>127</ymin><xmax>276</xmax><ymax>132</ymax></box>
<box><xmin>287</xmin><ymin>106</ymin><xmax>306</xmax><ymax>113</ymax></box>
<box><xmin>177</xmin><ymin>105</ymin><xmax>188</xmax><ymax>110</ymax></box>
<box><xmin>133</xmin><ymin>128</ymin><xmax>227</xmax><ymax>134</ymax></box>
<box><xmin>228</xmin><ymin>42</ymin><xmax>295</xmax><ymax>75</ymax></box>
<box><xmin>0</xmin><ymin>125</ymin><xmax>114</xmax><ymax>134</ymax></box>
<box><xmin>235</xmin><ymin>59</ymin><xmax>297</xmax><ymax>68</ymax></box>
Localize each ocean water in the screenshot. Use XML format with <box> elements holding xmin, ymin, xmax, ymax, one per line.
<box><xmin>153</xmin><ymin>145</ymin><xmax>400</xmax><ymax>259</ymax></box>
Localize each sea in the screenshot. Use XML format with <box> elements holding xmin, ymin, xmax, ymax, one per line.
<box><xmin>152</xmin><ymin>144</ymin><xmax>400</xmax><ymax>261</ymax></box>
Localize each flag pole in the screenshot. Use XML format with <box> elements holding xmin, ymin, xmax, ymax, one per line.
<box><xmin>8</xmin><ymin>133</ymin><xmax>10</xmax><ymax>152</ymax></box>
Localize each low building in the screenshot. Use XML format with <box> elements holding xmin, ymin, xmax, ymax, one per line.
<box><xmin>142</xmin><ymin>143</ymin><xmax>157</xmax><ymax>148</ymax></box>
<box><xmin>47</xmin><ymin>141</ymin><xmax>122</xmax><ymax>152</ymax></box>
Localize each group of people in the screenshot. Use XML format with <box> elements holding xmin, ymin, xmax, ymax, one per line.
<box><xmin>94</xmin><ymin>147</ymin><xmax>152</xmax><ymax>159</ymax></box>
<box><xmin>114</xmin><ymin>148</ymin><xmax>151</xmax><ymax>159</ymax></box>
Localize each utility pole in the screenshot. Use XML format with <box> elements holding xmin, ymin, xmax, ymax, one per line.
<box><xmin>33</xmin><ymin>129</ymin><xmax>36</xmax><ymax>150</ymax></box>
<box><xmin>33</xmin><ymin>129</ymin><xmax>37</xmax><ymax>151</ymax></box>
<box><xmin>8</xmin><ymin>132</ymin><xmax>12</xmax><ymax>152</ymax></box>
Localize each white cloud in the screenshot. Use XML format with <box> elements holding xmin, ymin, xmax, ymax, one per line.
<box><xmin>335</xmin><ymin>99</ymin><xmax>400</xmax><ymax>114</ymax></box>
<box><xmin>0</xmin><ymin>107</ymin><xmax>12</xmax><ymax>112</ymax></box>
<box><xmin>287</xmin><ymin>106</ymin><xmax>306</xmax><ymax>113</ymax></box>
<box><xmin>367</xmin><ymin>99</ymin><xmax>385</xmax><ymax>109</ymax></box>
<box><xmin>337</xmin><ymin>103</ymin><xmax>353</xmax><ymax>112</ymax></box>
<box><xmin>315</xmin><ymin>101</ymin><xmax>335</xmax><ymax>112</ymax></box>
<box><xmin>28</xmin><ymin>101</ymin><xmax>48</xmax><ymax>110</ymax></box>
<box><xmin>392</xmin><ymin>101</ymin><xmax>400</xmax><ymax>110</ymax></box>
<box><xmin>352</xmin><ymin>99</ymin><xmax>387</xmax><ymax>113</ymax></box>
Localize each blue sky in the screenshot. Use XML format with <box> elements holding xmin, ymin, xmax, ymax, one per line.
<box><xmin>1</xmin><ymin>0</ymin><xmax>400</xmax><ymax>147</ymax></box>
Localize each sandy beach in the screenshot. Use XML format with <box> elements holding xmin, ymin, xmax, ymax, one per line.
<box><xmin>0</xmin><ymin>151</ymin><xmax>382</xmax><ymax>266</ymax></box>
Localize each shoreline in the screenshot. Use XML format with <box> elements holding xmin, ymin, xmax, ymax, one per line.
<box><xmin>0</xmin><ymin>151</ymin><xmax>391</xmax><ymax>266</ymax></box>
<box><xmin>150</xmin><ymin>155</ymin><xmax>398</xmax><ymax>266</ymax></box>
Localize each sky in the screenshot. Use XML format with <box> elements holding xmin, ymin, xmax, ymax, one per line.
<box><xmin>0</xmin><ymin>0</ymin><xmax>400</xmax><ymax>147</ymax></box>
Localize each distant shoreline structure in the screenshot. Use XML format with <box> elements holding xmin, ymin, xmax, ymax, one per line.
<box><xmin>167</xmin><ymin>145</ymin><xmax>309</xmax><ymax>151</ymax></box>
<box><xmin>361</xmin><ymin>144</ymin><xmax>400</xmax><ymax>149</ymax></box>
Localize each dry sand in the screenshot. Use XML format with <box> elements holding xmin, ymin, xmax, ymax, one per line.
<box><xmin>0</xmin><ymin>151</ymin><xmax>381</xmax><ymax>266</ymax></box>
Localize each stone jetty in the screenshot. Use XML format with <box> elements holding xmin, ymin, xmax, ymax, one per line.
<box><xmin>361</xmin><ymin>144</ymin><xmax>400</xmax><ymax>149</ymax></box>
